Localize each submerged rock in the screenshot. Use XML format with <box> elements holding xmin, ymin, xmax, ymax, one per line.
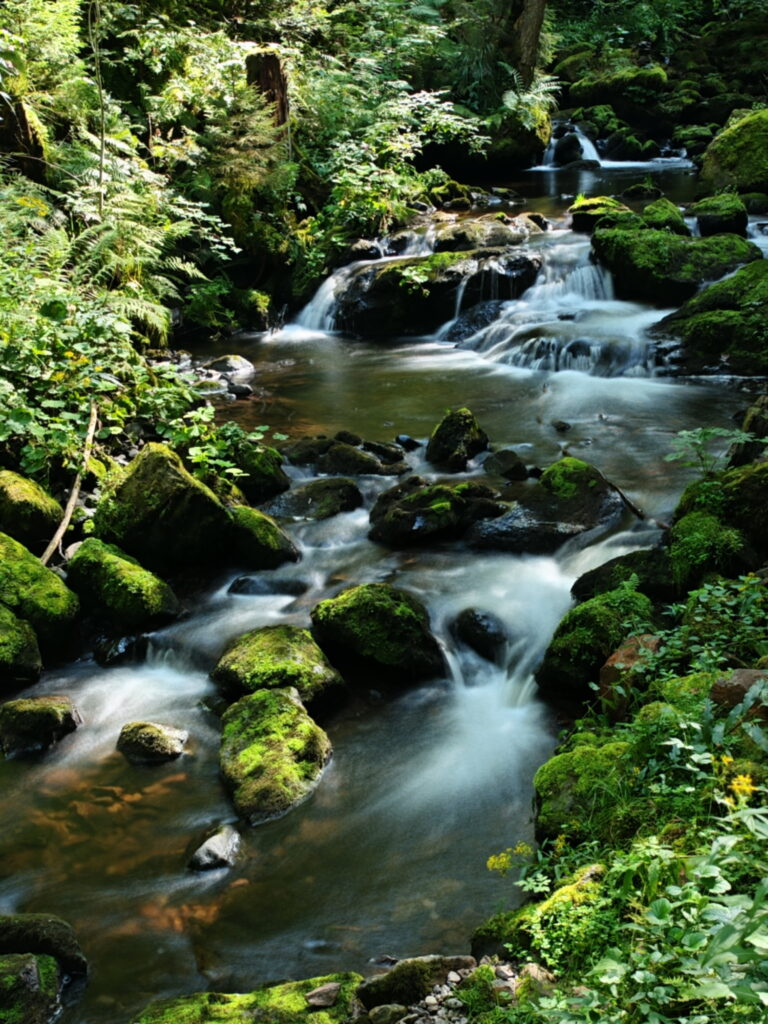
<box><xmin>188</xmin><ymin>824</ymin><xmax>241</xmax><ymax>871</ymax></box>
<box><xmin>0</xmin><ymin>696</ymin><xmax>82</xmax><ymax>757</ymax></box>
<box><xmin>262</xmin><ymin>478</ymin><xmax>363</xmax><ymax>520</ymax></box>
<box><xmin>426</xmin><ymin>407</ymin><xmax>489</xmax><ymax>472</ymax></box>
<box><xmin>483</xmin><ymin>448</ymin><xmax>528</xmax><ymax>481</ymax></box>
<box><xmin>117</xmin><ymin>721</ymin><xmax>188</xmax><ymax>764</ymax></box>
<box><xmin>311</xmin><ymin>583</ymin><xmax>445</xmax><ymax>684</ymax></box>
<box><xmin>0</xmin><ymin>470</ymin><xmax>62</xmax><ymax>552</ymax></box>
<box><xmin>227</xmin><ymin>575</ymin><xmax>309</xmax><ymax>597</ymax></box>
<box><xmin>219</xmin><ymin>688</ymin><xmax>331</xmax><ymax>824</ymax></box>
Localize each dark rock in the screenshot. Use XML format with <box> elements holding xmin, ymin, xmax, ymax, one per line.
<box><xmin>571</xmin><ymin>548</ymin><xmax>677</xmax><ymax>604</ymax></box>
<box><xmin>0</xmin><ymin>605</ymin><xmax>42</xmax><ymax>693</ymax></box>
<box><xmin>622</xmin><ymin>183</ymin><xmax>663</xmax><ymax>200</ymax></box>
<box><xmin>188</xmin><ymin>824</ymin><xmax>241</xmax><ymax>871</ymax></box>
<box><xmin>553</xmin><ymin>131</ymin><xmax>583</xmax><ymax>166</ymax></box>
<box><xmin>317</xmin><ymin>443</ymin><xmax>402</xmax><ymax>477</ymax></box>
<box><xmin>117</xmin><ymin>721</ymin><xmax>188</xmax><ymax>764</ymax></box>
<box><xmin>305</xmin><ymin>982</ymin><xmax>341</xmax><ymax>1008</ymax></box>
<box><xmin>710</xmin><ymin>669</ymin><xmax>768</xmax><ymax>711</ymax></box>
<box><xmin>227</xmin><ymin>575</ymin><xmax>309</xmax><ymax>597</ymax></box>
<box><xmin>94</xmin><ymin>634</ymin><xmax>145</xmax><ymax>666</ymax></box>
<box><xmin>362</xmin><ymin>440</ymin><xmax>407</xmax><ymax>465</ymax></box>
<box><xmin>0</xmin><ymin>914</ymin><xmax>87</xmax><ymax>976</ymax></box>
<box><xmin>452</xmin><ymin>608</ymin><xmax>508</xmax><ymax>662</ymax></box>
<box><xmin>446</xmin><ymin>300</ymin><xmax>505</xmax><ymax>344</ymax></box>
<box><xmin>0</xmin><ymin>696</ymin><xmax>82</xmax><ymax>757</ymax></box>
<box><xmin>281</xmin><ymin>437</ymin><xmax>334</xmax><ymax>467</ymax></box>
<box><xmin>228</xmin><ymin>383</ymin><xmax>253</xmax><ymax>398</ymax></box>
<box><xmin>357</xmin><ymin>955</ymin><xmax>476</xmax><ymax>1010</ymax></box>
<box><xmin>483</xmin><ymin>449</ymin><xmax>529</xmax><ymax>482</ymax></box>
<box><xmin>262</xmin><ymin>478</ymin><xmax>363</xmax><ymax>520</ymax></box>
<box><xmin>204</xmin><ymin>355</ymin><xmax>255</xmax><ymax>382</ymax></box>
<box><xmin>0</xmin><ymin>953</ymin><xmax>60</xmax><ymax>1024</ymax></box>
<box><xmin>426</xmin><ymin>408</ymin><xmax>489</xmax><ymax>472</ymax></box>
<box><xmin>395</xmin><ymin>435</ymin><xmax>422</xmax><ymax>452</ymax></box>
<box><xmin>334</xmin><ymin>430</ymin><xmax>362</xmax><ymax>446</ymax></box>
<box><xmin>551</xmin><ymin>420</ymin><xmax>571</xmax><ymax>433</ymax></box>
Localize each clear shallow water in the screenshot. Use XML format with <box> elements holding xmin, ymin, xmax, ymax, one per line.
<box><xmin>0</xmin><ymin>168</ymin><xmax>757</xmax><ymax>1023</ymax></box>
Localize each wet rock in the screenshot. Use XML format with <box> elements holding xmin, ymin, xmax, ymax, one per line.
<box><xmin>94</xmin><ymin>633</ymin><xmax>144</xmax><ymax>667</ymax></box>
<box><xmin>228</xmin><ymin>575</ymin><xmax>309</xmax><ymax>597</ymax></box>
<box><xmin>228</xmin><ymin>506</ymin><xmax>301</xmax><ymax>569</ymax></box>
<box><xmin>553</xmin><ymin>131</ymin><xmax>583</xmax><ymax>166</ymax></box>
<box><xmin>228</xmin><ymin>382</ymin><xmax>253</xmax><ymax>398</ymax></box>
<box><xmin>335</xmin><ymin>429</ymin><xmax>362</xmax><ymax>446</ymax></box>
<box><xmin>571</xmin><ymin>547</ymin><xmax>677</xmax><ymax>604</ymax></box>
<box><xmin>204</xmin><ymin>354</ymin><xmax>255</xmax><ymax>382</ymax></box>
<box><xmin>225</xmin><ymin>443</ymin><xmax>290</xmax><ymax>505</ymax></box>
<box><xmin>188</xmin><ymin>824</ymin><xmax>240</xmax><ymax>871</ymax></box>
<box><xmin>551</xmin><ymin>420</ymin><xmax>571</xmax><ymax>433</ymax></box>
<box><xmin>305</xmin><ymin>981</ymin><xmax>342</xmax><ymax>1007</ymax></box>
<box><xmin>622</xmin><ymin>182</ymin><xmax>663</xmax><ymax>200</ymax></box>
<box><xmin>220</xmin><ymin>688</ymin><xmax>331</xmax><ymax>824</ymax></box>
<box><xmin>363</xmin><ymin>440</ymin><xmax>408</xmax><ymax>465</ymax></box>
<box><xmin>212</xmin><ymin>625</ymin><xmax>343</xmax><ymax>704</ymax></box>
<box><xmin>691</xmin><ymin>194</ymin><xmax>748</xmax><ymax>237</ymax></box>
<box><xmin>445</xmin><ymin>300</ymin><xmax>505</xmax><ymax>344</ymax></box>
<box><xmin>483</xmin><ymin>449</ymin><xmax>528</xmax><ymax>482</ymax></box>
<box><xmin>262</xmin><ymin>478</ymin><xmax>363</xmax><ymax>520</ymax></box>
<box><xmin>452</xmin><ymin>609</ymin><xmax>508</xmax><ymax>662</ymax></box>
<box><xmin>710</xmin><ymin>669</ymin><xmax>768</xmax><ymax>711</ymax></box>
<box><xmin>0</xmin><ymin>952</ymin><xmax>60</xmax><ymax>1024</ymax></box>
<box><xmin>0</xmin><ymin>913</ymin><xmax>88</xmax><ymax>976</ymax></box>
<box><xmin>395</xmin><ymin>435</ymin><xmax>422</xmax><ymax>452</ymax></box>
<box><xmin>568</xmin><ymin>196</ymin><xmax>631</xmax><ymax>234</ymax></box>
<box><xmin>317</xmin><ymin>443</ymin><xmax>403</xmax><ymax>477</ymax></box>
<box><xmin>432</xmin><ymin>215</ymin><xmax>528</xmax><ymax>252</ymax></box>
<box><xmin>117</xmin><ymin>721</ymin><xmax>188</xmax><ymax>764</ymax></box>
<box><xmin>426</xmin><ymin>408</ymin><xmax>489</xmax><ymax>472</ymax></box>
<box><xmin>336</xmin><ymin>239</ymin><xmax>382</xmax><ymax>266</ymax></box>
<box><xmin>357</xmin><ymin>955</ymin><xmax>476</xmax><ymax>1010</ymax></box>
<box><xmin>311</xmin><ymin>583</ymin><xmax>445</xmax><ymax>684</ymax></box>
<box><xmin>369</xmin><ymin>477</ymin><xmax>505</xmax><ymax>548</ymax></box>
<box><xmin>0</xmin><ymin>470</ymin><xmax>62</xmax><ymax>552</ymax></box>
<box><xmin>0</xmin><ymin>605</ymin><xmax>42</xmax><ymax>693</ymax></box>
<box><xmin>0</xmin><ymin>696</ymin><xmax>82</xmax><ymax>757</ymax></box>
<box><xmin>641</xmin><ymin>197</ymin><xmax>690</xmax><ymax>235</ymax></box>
<box><xmin>66</xmin><ymin>538</ymin><xmax>180</xmax><ymax>633</ymax></box>
<box><xmin>729</xmin><ymin>394</ymin><xmax>768</xmax><ymax>468</ymax></box>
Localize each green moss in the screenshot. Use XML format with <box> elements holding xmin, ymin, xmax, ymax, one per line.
<box><xmin>0</xmin><ymin>914</ymin><xmax>87</xmax><ymax>976</ymax></box>
<box><xmin>135</xmin><ymin>972</ymin><xmax>363</xmax><ymax>1024</ymax></box>
<box><xmin>0</xmin><ymin>533</ymin><xmax>79</xmax><ymax>654</ymax></box>
<box><xmin>310</xmin><ymin>583</ymin><xmax>444</xmax><ymax>682</ymax></box>
<box><xmin>701</xmin><ymin>109</ymin><xmax>768</xmax><ymax>193</ymax></box>
<box><xmin>539</xmin><ymin>457</ymin><xmax>598</xmax><ymax>500</ymax></box>
<box><xmin>425</xmin><ymin>407</ymin><xmax>488</xmax><ymax>472</ymax></box>
<box><xmin>570</xmin><ymin>65</ymin><xmax>668</xmax><ymax>110</ymax></box>
<box><xmin>219</xmin><ymin>688</ymin><xmax>331</xmax><ymax>823</ymax></box>
<box><xmin>667</xmin><ymin>512</ymin><xmax>745</xmax><ymax>588</ymax></box>
<box><xmin>212</xmin><ymin>625</ymin><xmax>342</xmax><ymax>702</ymax></box>
<box><xmin>0</xmin><ymin>696</ymin><xmax>80</xmax><ymax>755</ymax></box>
<box><xmin>0</xmin><ymin>604</ymin><xmax>41</xmax><ymax>690</ymax></box>
<box><xmin>0</xmin><ymin>471</ymin><xmax>62</xmax><ymax>551</ymax></box>
<box><xmin>227</xmin><ymin>505</ymin><xmax>300</xmax><ymax>569</ymax></box>
<box><xmin>66</xmin><ymin>538</ymin><xmax>179</xmax><ymax>632</ymax></box>
<box><xmin>568</xmin><ymin>195</ymin><xmax>630</xmax><ymax>234</ymax></box>
<box><xmin>642</xmin><ymin>198</ymin><xmax>690</xmax><ymax>235</ymax></box>
<box><xmin>651</xmin><ymin>672</ymin><xmax>717</xmax><ymax>712</ymax></box>
<box><xmin>227</xmin><ymin>442</ymin><xmax>290</xmax><ymax>505</ymax></box>
<box><xmin>690</xmin><ymin>193</ymin><xmax>748</xmax><ymax>236</ymax></box>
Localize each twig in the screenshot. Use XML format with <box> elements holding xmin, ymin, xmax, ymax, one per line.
<box><xmin>40</xmin><ymin>403</ymin><xmax>99</xmax><ymax>567</ymax></box>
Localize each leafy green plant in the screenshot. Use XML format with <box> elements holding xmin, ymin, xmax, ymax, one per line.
<box><xmin>664</xmin><ymin>427</ymin><xmax>758</xmax><ymax>478</ymax></box>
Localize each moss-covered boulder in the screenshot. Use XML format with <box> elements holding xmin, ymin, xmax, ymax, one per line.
<box><xmin>212</xmin><ymin>625</ymin><xmax>342</xmax><ymax>705</ymax></box>
<box><xmin>133</xmin><ymin>973</ymin><xmax>363</xmax><ymax>1024</ymax></box>
<box><xmin>0</xmin><ymin>533</ymin><xmax>79</xmax><ymax>655</ymax></box>
<box><xmin>0</xmin><ymin>605</ymin><xmax>42</xmax><ymax>693</ymax></box>
<box><xmin>716</xmin><ymin>461</ymin><xmax>768</xmax><ymax>559</ymax></box>
<box><xmin>642</xmin><ymin>197</ymin><xmax>690</xmax><ymax>235</ymax></box>
<box><xmin>570</xmin><ymin>65</ymin><xmax>669</xmax><ymax>119</ymax></box>
<box><xmin>426</xmin><ymin>408</ymin><xmax>489</xmax><ymax>472</ymax></box>
<box><xmin>117</xmin><ymin>721</ymin><xmax>188</xmax><ymax>764</ymax></box>
<box><xmin>0</xmin><ymin>952</ymin><xmax>60</xmax><ymax>1024</ymax></box>
<box><xmin>357</xmin><ymin>956</ymin><xmax>476</xmax><ymax>1011</ymax></box>
<box><xmin>467</xmin><ymin>457</ymin><xmax>625</xmax><ymax>555</ymax></box>
<box><xmin>66</xmin><ymin>539</ymin><xmax>180</xmax><ymax>633</ymax></box>
<box><xmin>570</xmin><ymin>547</ymin><xmax>677</xmax><ymax>604</ymax></box>
<box><xmin>0</xmin><ymin>695</ymin><xmax>82</xmax><ymax>757</ymax></box>
<box><xmin>0</xmin><ymin>914</ymin><xmax>87</xmax><ymax>976</ymax></box>
<box><xmin>0</xmin><ymin>470</ymin><xmax>62</xmax><ymax>552</ymax></box>
<box><xmin>690</xmin><ymin>194</ymin><xmax>748</xmax><ymax>237</ymax></box>
<box><xmin>310</xmin><ymin>583</ymin><xmax>445</xmax><ymax>684</ymax></box>
<box><xmin>93</xmin><ymin>443</ymin><xmax>298</xmax><ymax>574</ymax></box>
<box><xmin>433</xmin><ymin>215</ymin><xmax>530</xmax><ymax>252</ymax></box>
<box><xmin>568</xmin><ymin>196</ymin><xmax>630</xmax><ymax>234</ymax></box>
<box><xmin>591</xmin><ymin>228</ymin><xmax>761</xmax><ymax>303</ymax></box>
<box><xmin>667</xmin><ymin>511</ymin><xmax>747</xmax><ymax>589</ymax></box>
<box><xmin>533</xmin><ymin>741</ymin><xmax>632</xmax><ymax>840</ymax></box>
<box><xmin>228</xmin><ymin>442</ymin><xmax>290</xmax><ymax>505</ymax></box>
<box><xmin>700</xmin><ymin>109</ymin><xmax>768</xmax><ymax>193</ymax></box>
<box><xmin>262</xmin><ymin>478</ymin><xmax>363</xmax><ymax>520</ymax></box>
<box><xmin>369</xmin><ymin>477</ymin><xmax>504</xmax><ymax>547</ymax></box>
<box><xmin>535</xmin><ymin>584</ymin><xmax>653</xmax><ymax>702</ymax></box>
<box><xmin>316</xmin><ymin>443</ymin><xmax>402</xmax><ymax>477</ymax></box>
<box><xmin>655</xmin><ymin>260</ymin><xmax>768</xmax><ymax>374</ymax></box>
<box><xmin>219</xmin><ymin>688</ymin><xmax>331</xmax><ymax>824</ymax></box>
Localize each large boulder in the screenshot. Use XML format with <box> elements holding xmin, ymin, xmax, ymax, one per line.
<box><xmin>535</xmin><ymin>584</ymin><xmax>654</xmax><ymax>702</ymax></box>
<box><xmin>262</xmin><ymin>478</ymin><xmax>363</xmax><ymax>520</ymax></box>
<box><xmin>0</xmin><ymin>471</ymin><xmax>62</xmax><ymax>552</ymax></box>
<box><xmin>316</xmin><ymin>444</ymin><xmax>404</xmax><ymax>477</ymax></box>
<box><xmin>0</xmin><ymin>953</ymin><xmax>60</xmax><ymax>1024</ymax></box>
<box><xmin>311</xmin><ymin>583</ymin><xmax>445</xmax><ymax>684</ymax></box>
<box><xmin>0</xmin><ymin>696</ymin><xmax>82</xmax><ymax>757</ymax></box>
<box><xmin>66</xmin><ymin>539</ymin><xmax>180</xmax><ymax>633</ymax></box>
<box><xmin>92</xmin><ymin>444</ymin><xmax>298</xmax><ymax>574</ymax></box>
<box><xmin>568</xmin><ymin>196</ymin><xmax>631</xmax><ymax>234</ymax></box>
<box><xmin>569</xmin><ymin>65</ymin><xmax>669</xmax><ymax>121</ymax></box>
<box><xmin>467</xmin><ymin>457</ymin><xmax>625</xmax><ymax>554</ymax></box>
<box><xmin>211</xmin><ymin>625</ymin><xmax>343</xmax><ymax>705</ymax></box>
<box><xmin>219</xmin><ymin>688</ymin><xmax>331</xmax><ymax>824</ymax></box>
<box><xmin>226</xmin><ymin>442</ymin><xmax>290</xmax><ymax>505</ymax></box>
<box><xmin>654</xmin><ymin>260</ymin><xmax>768</xmax><ymax>374</ymax></box>
<box><xmin>117</xmin><ymin>722</ymin><xmax>188</xmax><ymax>764</ymax></box>
<box><xmin>700</xmin><ymin>109</ymin><xmax>768</xmax><ymax>193</ymax></box>
<box><xmin>0</xmin><ymin>605</ymin><xmax>42</xmax><ymax>692</ymax></box>
<box><xmin>690</xmin><ymin>194</ymin><xmax>748</xmax><ymax>237</ymax></box>
<box><xmin>591</xmin><ymin>228</ymin><xmax>761</xmax><ymax>304</ymax></box>
<box><xmin>432</xmin><ymin>215</ymin><xmax>532</xmax><ymax>252</ymax></box>
<box><xmin>134</xmin><ymin>972</ymin><xmax>363</xmax><ymax>1024</ymax></box>
<box><xmin>0</xmin><ymin>913</ymin><xmax>87</xmax><ymax>976</ymax></box>
<box><xmin>369</xmin><ymin>477</ymin><xmax>504</xmax><ymax>547</ymax></box>
<box><xmin>426</xmin><ymin>408</ymin><xmax>489</xmax><ymax>472</ymax></box>
<box><xmin>0</xmin><ymin>533</ymin><xmax>79</xmax><ymax>656</ymax></box>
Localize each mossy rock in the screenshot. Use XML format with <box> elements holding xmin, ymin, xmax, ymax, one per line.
<box><xmin>553</xmin><ymin>49</ymin><xmax>596</xmax><ymax>83</ymax></box>
<box><xmin>0</xmin><ymin>953</ymin><xmax>60</xmax><ymax>1024</ymax></box>
<box><xmin>740</xmin><ymin>192</ymin><xmax>768</xmax><ymax>214</ymax></box>
<box><xmin>369</xmin><ymin>477</ymin><xmax>504</xmax><ymax>548</ymax></box>
<box><xmin>134</xmin><ymin>972</ymin><xmax>364</xmax><ymax>1024</ymax></box>
<box><xmin>316</xmin><ymin>444</ymin><xmax>398</xmax><ymax>477</ymax></box>
<box><xmin>262</xmin><ymin>478</ymin><xmax>363</xmax><ymax>520</ymax></box>
<box><xmin>229</xmin><ymin>442</ymin><xmax>290</xmax><ymax>505</ymax></box>
<box><xmin>657</xmin><ymin>260</ymin><xmax>768</xmax><ymax>374</ymax></box>
<box><xmin>426</xmin><ymin>407</ymin><xmax>489</xmax><ymax>472</ymax></box>
<box><xmin>0</xmin><ymin>695</ymin><xmax>81</xmax><ymax>757</ymax></box>
<box><xmin>66</xmin><ymin>538</ymin><xmax>180</xmax><ymax>633</ymax></box>
<box><xmin>593</xmin><ymin>210</ymin><xmax>647</xmax><ymax>232</ymax></box>
<box><xmin>0</xmin><ymin>605</ymin><xmax>42</xmax><ymax>693</ymax></box>
<box><xmin>212</xmin><ymin>625</ymin><xmax>342</xmax><ymax>705</ymax></box>
<box><xmin>603</xmin><ymin>128</ymin><xmax>645</xmax><ymax>161</ymax></box>
<box><xmin>0</xmin><ymin>914</ymin><xmax>87</xmax><ymax>976</ymax></box>
<box><xmin>701</xmin><ymin>109</ymin><xmax>768</xmax><ymax>193</ymax></box>
<box><xmin>570</xmin><ymin>65</ymin><xmax>668</xmax><ymax>116</ymax></box>
<box><xmin>117</xmin><ymin>721</ymin><xmax>188</xmax><ymax>764</ymax></box>
<box><xmin>0</xmin><ymin>470</ymin><xmax>61</xmax><ymax>552</ymax></box>
<box><xmin>310</xmin><ymin>583</ymin><xmax>444</xmax><ymax>684</ymax></box>
<box><xmin>651</xmin><ymin>671</ymin><xmax>717</xmax><ymax>712</ymax></box>
<box><xmin>433</xmin><ymin>216</ymin><xmax>529</xmax><ymax>252</ymax></box>
<box><xmin>568</xmin><ymin>196</ymin><xmax>630</xmax><ymax>234</ymax></box>
<box><xmin>591</xmin><ymin>228</ymin><xmax>761</xmax><ymax>304</ymax></box>
<box><xmin>690</xmin><ymin>193</ymin><xmax>748</xmax><ymax>237</ymax></box>
<box><xmin>357</xmin><ymin>956</ymin><xmax>475</xmax><ymax>1011</ymax></box>
<box><xmin>571</xmin><ymin>547</ymin><xmax>677</xmax><ymax>604</ymax></box>
<box><xmin>219</xmin><ymin>688</ymin><xmax>331</xmax><ymax>824</ymax></box>
<box><xmin>671</xmin><ymin>124</ymin><xmax>713</xmax><ymax>158</ymax></box>
<box><xmin>226</xmin><ymin>505</ymin><xmax>300</xmax><ymax>569</ymax></box>
<box><xmin>642</xmin><ymin>197</ymin><xmax>690</xmax><ymax>235</ymax></box>
<box><xmin>718</xmin><ymin>461</ymin><xmax>768</xmax><ymax>558</ymax></box>
<box><xmin>535</xmin><ymin>584</ymin><xmax>654</xmax><ymax>702</ymax></box>
<box><xmin>577</xmin><ymin>104</ymin><xmax>621</xmax><ymax>137</ymax></box>
<box><xmin>667</xmin><ymin>511</ymin><xmax>747</xmax><ymax>589</ymax></box>
<box><xmin>534</xmin><ymin>741</ymin><xmax>632</xmax><ymax>840</ymax></box>
<box><xmin>0</xmin><ymin>533</ymin><xmax>79</xmax><ymax>656</ymax></box>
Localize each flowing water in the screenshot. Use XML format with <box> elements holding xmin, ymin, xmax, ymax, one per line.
<box><xmin>0</xmin><ymin>166</ymin><xmax>756</xmax><ymax>1024</ymax></box>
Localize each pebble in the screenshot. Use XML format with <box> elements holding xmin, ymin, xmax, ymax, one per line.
<box><xmin>446</xmin><ymin>972</ymin><xmax>461</xmax><ymax>984</ymax></box>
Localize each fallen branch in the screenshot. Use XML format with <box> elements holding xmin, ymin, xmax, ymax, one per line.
<box><xmin>40</xmin><ymin>403</ymin><xmax>99</xmax><ymax>567</ymax></box>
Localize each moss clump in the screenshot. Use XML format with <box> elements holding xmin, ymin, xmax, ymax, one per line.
<box><xmin>227</xmin><ymin>505</ymin><xmax>300</xmax><ymax>569</ymax></box>
<box><xmin>66</xmin><ymin>538</ymin><xmax>180</xmax><ymax>632</ymax></box>
<box><xmin>219</xmin><ymin>688</ymin><xmax>331</xmax><ymax>823</ymax></box>
<box><xmin>0</xmin><ymin>533</ymin><xmax>79</xmax><ymax>655</ymax></box>
<box><xmin>690</xmin><ymin>193</ymin><xmax>748</xmax><ymax>236</ymax></box>
<box><xmin>310</xmin><ymin>583</ymin><xmax>444</xmax><ymax>683</ymax></box>
<box><xmin>0</xmin><ymin>605</ymin><xmax>42</xmax><ymax>692</ymax></box>
<box><xmin>0</xmin><ymin>695</ymin><xmax>81</xmax><ymax>756</ymax></box>
<box><xmin>135</xmin><ymin>972</ymin><xmax>363</xmax><ymax>1024</ymax></box>
<box><xmin>592</xmin><ymin>228</ymin><xmax>761</xmax><ymax>304</ymax></box>
<box><xmin>701</xmin><ymin>109</ymin><xmax>768</xmax><ymax>193</ymax></box>
<box><xmin>536</xmin><ymin>584</ymin><xmax>653</xmax><ymax>702</ymax></box>
<box><xmin>117</xmin><ymin>721</ymin><xmax>188</xmax><ymax>764</ymax></box>
<box><xmin>539</xmin><ymin>456</ymin><xmax>600</xmax><ymax>500</ymax></box>
<box><xmin>667</xmin><ymin>511</ymin><xmax>745</xmax><ymax>588</ymax></box>
<box><xmin>642</xmin><ymin>197</ymin><xmax>690</xmax><ymax>235</ymax></box>
<box><xmin>650</xmin><ymin>671</ymin><xmax>718</xmax><ymax>713</ymax></box>
<box><xmin>0</xmin><ymin>953</ymin><xmax>60</xmax><ymax>1024</ymax></box>
<box><xmin>425</xmin><ymin>407</ymin><xmax>489</xmax><ymax>472</ymax></box>
<box><xmin>567</xmin><ymin>196</ymin><xmax>629</xmax><ymax>234</ymax></box>
<box><xmin>570</xmin><ymin>65</ymin><xmax>668</xmax><ymax>111</ymax></box>
<box><xmin>212</xmin><ymin>625</ymin><xmax>342</xmax><ymax>703</ymax></box>
<box><xmin>0</xmin><ymin>470</ymin><xmax>62</xmax><ymax>552</ymax></box>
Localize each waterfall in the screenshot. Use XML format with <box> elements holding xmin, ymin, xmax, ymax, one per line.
<box><xmin>533</xmin><ymin>124</ymin><xmax>602</xmax><ymax>169</ymax></box>
<box><xmin>575</xmin><ymin>128</ymin><xmax>601</xmax><ymax>164</ymax></box>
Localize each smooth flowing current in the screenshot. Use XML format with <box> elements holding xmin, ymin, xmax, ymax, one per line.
<box><xmin>0</xmin><ymin>163</ymin><xmax>756</xmax><ymax>1023</ymax></box>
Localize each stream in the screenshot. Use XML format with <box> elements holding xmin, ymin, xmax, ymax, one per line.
<box><xmin>0</xmin><ymin>160</ymin><xmax>757</xmax><ymax>1023</ymax></box>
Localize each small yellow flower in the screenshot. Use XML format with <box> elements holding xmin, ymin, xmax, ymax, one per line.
<box><xmin>730</xmin><ymin>774</ymin><xmax>757</xmax><ymax>799</ymax></box>
<box><xmin>721</xmin><ymin>755</ymin><xmax>734</xmax><ymax>766</ymax></box>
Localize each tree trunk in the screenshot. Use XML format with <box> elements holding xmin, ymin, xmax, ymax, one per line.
<box><xmin>512</xmin><ymin>0</ymin><xmax>547</xmax><ymax>87</ymax></box>
<box><xmin>246</xmin><ymin>52</ymin><xmax>289</xmax><ymax>126</ymax></box>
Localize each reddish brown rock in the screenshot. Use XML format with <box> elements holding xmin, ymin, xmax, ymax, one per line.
<box><xmin>599</xmin><ymin>634</ymin><xmax>661</xmax><ymax>721</ymax></box>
